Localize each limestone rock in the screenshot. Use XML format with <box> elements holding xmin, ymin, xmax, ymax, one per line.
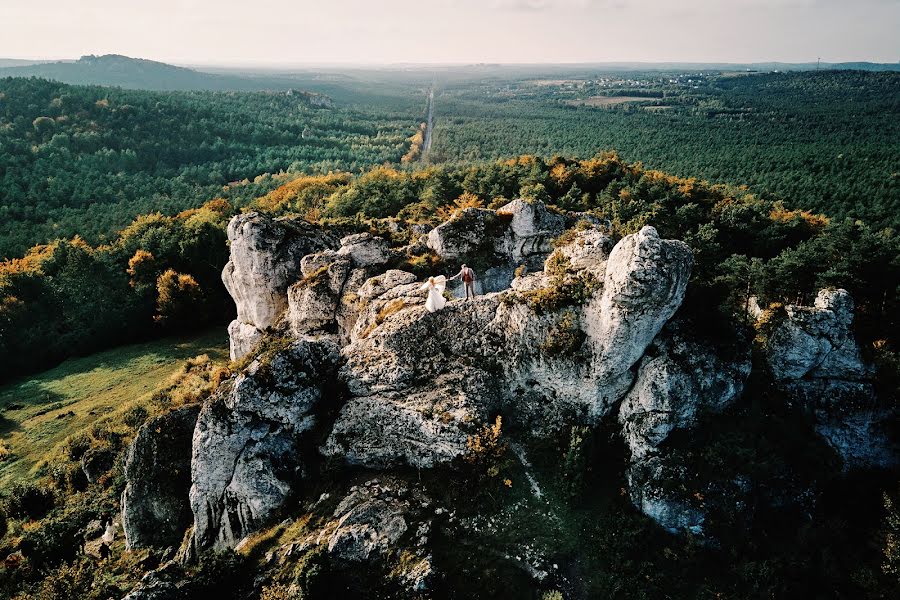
<box><xmin>337</xmin><ymin>232</ymin><xmax>391</xmax><ymax>267</ymax></box>
<box><xmin>426</xmin><ymin>207</ymin><xmax>502</xmax><ymax>261</ymax></box>
<box><xmin>272</xmin><ymin>478</ymin><xmax>435</xmax><ymax>593</ymax></box>
<box><xmin>287</xmin><ymin>253</ymin><xmax>352</xmax><ymax>335</ymax></box>
<box><xmin>618</xmin><ymin>324</ymin><xmax>751</xmax><ymax>532</ymax></box>
<box><xmin>227</xmin><ymin>320</ymin><xmax>264</xmax><ymax>363</ymax></box>
<box><xmin>189</xmin><ymin>338</ymin><xmax>340</xmax><ymax>550</ymax></box>
<box><xmin>121</xmin><ymin>571</ymin><xmax>179</xmax><ymax>600</ymax></box>
<box><xmin>766</xmin><ymin>289</ymin><xmax>868</xmax><ymax>381</ymax></box>
<box><xmin>222</xmin><ymin>212</ymin><xmax>336</xmax><ymax>360</ymax></box>
<box><xmin>122</xmin><ymin>405</ymin><xmax>199</xmax><ymax>550</ymax></box>
<box><xmin>762</xmin><ymin>288</ymin><xmax>894</xmax><ymax>468</ymax></box>
<box><xmin>551</xmin><ymin>227</ymin><xmax>613</xmax><ymax>278</ymax></box>
<box><xmin>80</xmin><ymin>446</ymin><xmax>115</xmax><ymax>483</ymax></box>
<box><xmin>496</xmin><ymin>198</ymin><xmax>568</xmax><ymax>265</ymax></box>
<box><xmin>585</xmin><ymin>226</ymin><xmax>693</xmax><ymax>381</ymax></box>
<box><xmin>619</xmin><ymin>325</ymin><xmax>751</xmax><ymax>461</ymax></box>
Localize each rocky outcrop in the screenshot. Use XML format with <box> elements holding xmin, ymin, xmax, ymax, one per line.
<box><xmin>426</xmin><ymin>207</ymin><xmax>503</xmax><ymax>261</ymax></box>
<box><xmin>766</xmin><ymin>289</ymin><xmax>868</xmax><ymax>381</ymax></box>
<box><xmin>496</xmin><ymin>198</ymin><xmax>568</xmax><ymax>265</ymax></box>
<box><xmin>81</xmin><ymin>446</ymin><xmax>116</xmax><ymax>483</ymax></box>
<box><xmin>270</xmin><ymin>478</ymin><xmax>435</xmax><ymax>593</ymax></box>
<box><xmin>586</xmin><ymin>226</ymin><xmax>693</xmax><ymax>381</ymax></box>
<box><xmin>189</xmin><ymin>338</ymin><xmax>340</xmax><ymax>550</ymax></box>
<box><xmin>324</xmin><ymin>225</ymin><xmax>694</xmax><ymax>469</ymax></box>
<box><xmin>618</xmin><ymin>324</ymin><xmax>752</xmax><ymax>532</ymax></box>
<box><xmin>762</xmin><ymin>289</ymin><xmax>894</xmax><ymax>468</ymax></box>
<box><xmin>122</xmin><ymin>405</ymin><xmax>200</xmax><ymax>549</ymax></box>
<box><xmin>222</xmin><ymin>212</ymin><xmax>336</xmax><ymax>360</ymax></box>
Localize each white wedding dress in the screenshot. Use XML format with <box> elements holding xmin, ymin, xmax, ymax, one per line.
<box><xmin>421</xmin><ymin>276</ymin><xmax>447</xmax><ymax>313</ymax></box>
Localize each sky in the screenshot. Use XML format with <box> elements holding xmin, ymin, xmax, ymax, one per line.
<box><xmin>1</xmin><ymin>0</ymin><xmax>898</xmax><ymax>66</ymax></box>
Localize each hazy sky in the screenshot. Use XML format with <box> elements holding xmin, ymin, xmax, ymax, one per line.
<box><xmin>1</xmin><ymin>0</ymin><xmax>898</xmax><ymax>65</ymax></box>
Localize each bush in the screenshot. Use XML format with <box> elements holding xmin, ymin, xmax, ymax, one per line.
<box><xmin>539</xmin><ymin>311</ymin><xmax>585</xmax><ymax>356</ymax></box>
<box><xmin>3</xmin><ymin>482</ymin><xmax>55</xmax><ymax>520</ymax></box>
<box><xmin>122</xmin><ymin>405</ymin><xmax>149</xmax><ymax>430</ymax></box>
<box><xmin>465</xmin><ymin>416</ymin><xmax>508</xmax><ymax>478</ymax></box>
<box><xmin>64</xmin><ymin>433</ymin><xmax>92</xmax><ymax>461</ymax></box>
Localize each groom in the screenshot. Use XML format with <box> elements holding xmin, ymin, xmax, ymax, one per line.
<box><xmin>449</xmin><ymin>263</ymin><xmax>477</xmax><ymax>299</ymax></box>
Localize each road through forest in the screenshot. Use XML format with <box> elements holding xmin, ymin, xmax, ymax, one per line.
<box><xmin>422</xmin><ymin>83</ymin><xmax>435</xmax><ymax>159</ymax></box>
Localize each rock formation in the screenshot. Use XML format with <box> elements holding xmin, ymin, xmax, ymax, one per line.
<box><xmin>761</xmin><ymin>289</ymin><xmax>894</xmax><ymax>468</ymax></box>
<box><xmin>618</xmin><ymin>324</ymin><xmax>752</xmax><ymax>532</ymax></box>
<box><xmin>126</xmin><ymin>198</ymin><xmax>894</xmax><ymax>575</ymax></box>
<box><xmin>189</xmin><ymin>338</ymin><xmax>340</xmax><ymax>550</ymax></box>
<box><xmin>222</xmin><ymin>212</ymin><xmax>337</xmax><ymax>360</ymax></box>
<box><xmin>122</xmin><ymin>405</ymin><xmax>199</xmax><ymax>549</ymax></box>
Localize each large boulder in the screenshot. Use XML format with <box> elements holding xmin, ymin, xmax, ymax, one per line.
<box><xmin>762</xmin><ymin>289</ymin><xmax>894</xmax><ymax>468</ymax></box>
<box><xmin>618</xmin><ymin>325</ymin><xmax>751</xmax><ymax>532</ymax></box>
<box><xmin>496</xmin><ymin>198</ymin><xmax>568</xmax><ymax>265</ymax></box>
<box><xmin>222</xmin><ymin>212</ymin><xmax>336</xmax><ymax>360</ymax></box>
<box><xmin>766</xmin><ymin>289</ymin><xmax>868</xmax><ymax>381</ymax></box>
<box><xmin>286</xmin><ymin>251</ymin><xmax>352</xmax><ymax>335</ymax></box>
<box><xmin>619</xmin><ymin>325</ymin><xmax>751</xmax><ymax>461</ymax></box>
<box><xmin>426</xmin><ymin>207</ymin><xmax>503</xmax><ymax>262</ymax></box>
<box><xmin>189</xmin><ymin>338</ymin><xmax>340</xmax><ymax>550</ymax></box>
<box><xmin>270</xmin><ymin>477</ymin><xmax>435</xmax><ymax>594</ymax></box>
<box><xmin>122</xmin><ymin>405</ymin><xmax>200</xmax><ymax>549</ymax></box>
<box><xmin>585</xmin><ymin>226</ymin><xmax>693</xmax><ymax>381</ymax></box>
<box><xmin>337</xmin><ymin>232</ymin><xmax>391</xmax><ymax>267</ymax></box>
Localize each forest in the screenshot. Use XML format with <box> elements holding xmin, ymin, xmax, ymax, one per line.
<box><xmin>1</xmin><ymin>152</ymin><xmax>899</xmax><ymax>598</ymax></box>
<box><xmin>431</xmin><ymin>70</ymin><xmax>900</xmax><ymax>229</ymax></box>
<box><xmin>0</xmin><ymin>77</ymin><xmax>422</xmax><ymax>258</ymax></box>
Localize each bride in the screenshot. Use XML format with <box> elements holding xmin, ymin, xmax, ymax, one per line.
<box><xmin>420</xmin><ymin>276</ymin><xmax>447</xmax><ymax>313</ymax></box>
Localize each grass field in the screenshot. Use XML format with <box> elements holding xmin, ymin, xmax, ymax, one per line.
<box><xmin>0</xmin><ymin>329</ymin><xmax>228</xmax><ymax>486</ymax></box>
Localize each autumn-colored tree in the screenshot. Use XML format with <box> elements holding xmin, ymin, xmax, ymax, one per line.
<box><xmin>155</xmin><ymin>269</ymin><xmax>203</xmax><ymax>324</ymax></box>
<box><xmin>127</xmin><ymin>249</ymin><xmax>156</xmax><ymax>293</ymax></box>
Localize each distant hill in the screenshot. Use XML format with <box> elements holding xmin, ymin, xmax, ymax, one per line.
<box><xmin>0</xmin><ymin>58</ymin><xmax>58</xmax><ymax>68</ymax></box>
<box><xmin>0</xmin><ymin>54</ymin><xmax>301</xmax><ymax>91</ymax></box>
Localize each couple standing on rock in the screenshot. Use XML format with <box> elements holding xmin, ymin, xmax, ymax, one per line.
<box><xmin>421</xmin><ymin>264</ymin><xmax>476</xmax><ymax>313</ymax></box>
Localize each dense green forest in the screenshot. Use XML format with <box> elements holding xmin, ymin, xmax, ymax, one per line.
<box><xmin>0</xmin><ymin>77</ymin><xmax>422</xmax><ymax>258</ymax></box>
<box><xmin>2</xmin><ymin>154</ymin><xmax>898</xmax><ymax>386</ymax></box>
<box><xmin>431</xmin><ymin>70</ymin><xmax>900</xmax><ymax>228</ymax></box>
<box><xmin>1</xmin><ymin>154</ymin><xmax>899</xmax><ymax>598</ymax></box>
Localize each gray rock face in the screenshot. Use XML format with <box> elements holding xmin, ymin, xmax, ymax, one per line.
<box><xmin>121</xmin><ymin>571</ymin><xmax>179</xmax><ymax>600</ymax></box>
<box><xmin>222</xmin><ymin>212</ymin><xmax>336</xmax><ymax>360</ymax></box>
<box><xmin>227</xmin><ymin>320</ymin><xmax>264</xmax><ymax>363</ymax></box>
<box><xmin>189</xmin><ymin>338</ymin><xmax>340</xmax><ymax>550</ymax></box>
<box><xmin>496</xmin><ymin>198</ymin><xmax>568</xmax><ymax>265</ymax></box>
<box><xmin>287</xmin><ymin>252</ymin><xmax>352</xmax><ymax>335</ymax></box>
<box><xmin>426</xmin><ymin>207</ymin><xmax>502</xmax><ymax>261</ymax></box>
<box><xmin>271</xmin><ymin>478</ymin><xmax>434</xmax><ymax>593</ymax></box>
<box><xmin>619</xmin><ymin>326</ymin><xmax>751</xmax><ymax>461</ymax></box>
<box><xmin>325</xmin><ymin>225</ymin><xmax>695</xmax><ymax>468</ymax></box>
<box><xmin>585</xmin><ymin>226</ymin><xmax>693</xmax><ymax>381</ymax></box>
<box><xmin>337</xmin><ymin>232</ymin><xmax>391</xmax><ymax>267</ymax></box>
<box><xmin>122</xmin><ymin>405</ymin><xmax>200</xmax><ymax>549</ymax></box>
<box><xmin>81</xmin><ymin>446</ymin><xmax>115</xmax><ymax>483</ymax></box>
<box><xmin>767</xmin><ymin>289</ymin><xmax>868</xmax><ymax>381</ymax></box>
<box><xmin>618</xmin><ymin>325</ymin><xmax>751</xmax><ymax>532</ymax></box>
<box><xmin>762</xmin><ymin>288</ymin><xmax>894</xmax><ymax>468</ymax></box>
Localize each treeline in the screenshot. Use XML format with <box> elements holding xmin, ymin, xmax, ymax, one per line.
<box><xmin>0</xmin><ymin>77</ymin><xmax>420</xmax><ymax>258</ymax></box>
<box><xmin>2</xmin><ymin>153</ymin><xmax>898</xmax><ymax>385</ymax></box>
<box><xmin>430</xmin><ymin>71</ymin><xmax>900</xmax><ymax>230</ymax></box>
<box><xmin>0</xmin><ymin>200</ymin><xmax>235</xmax><ymax>380</ymax></box>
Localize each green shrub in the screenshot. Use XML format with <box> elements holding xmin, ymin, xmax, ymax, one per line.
<box><xmin>3</xmin><ymin>482</ymin><xmax>55</xmax><ymax>520</ymax></box>
<box><xmin>122</xmin><ymin>405</ymin><xmax>149</xmax><ymax>430</ymax></box>
<box><xmin>64</xmin><ymin>433</ymin><xmax>92</xmax><ymax>461</ymax></box>
<box><xmin>539</xmin><ymin>311</ymin><xmax>585</xmax><ymax>356</ymax></box>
